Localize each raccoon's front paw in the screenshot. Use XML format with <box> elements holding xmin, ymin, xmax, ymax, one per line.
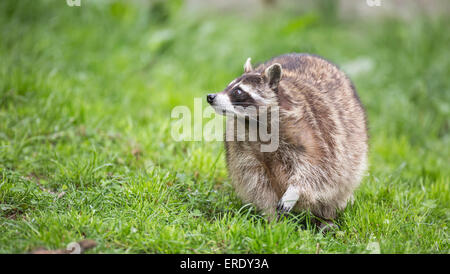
<box><xmin>276</xmin><ymin>185</ymin><xmax>300</xmax><ymax>220</ymax></box>
<box><xmin>276</xmin><ymin>200</ymin><xmax>292</xmax><ymax>220</ymax></box>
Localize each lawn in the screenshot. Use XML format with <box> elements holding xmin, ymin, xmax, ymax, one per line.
<box><xmin>0</xmin><ymin>0</ymin><xmax>448</xmax><ymax>253</ymax></box>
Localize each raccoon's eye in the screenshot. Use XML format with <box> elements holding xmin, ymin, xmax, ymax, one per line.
<box><xmin>234</xmin><ymin>88</ymin><xmax>243</xmax><ymax>96</ymax></box>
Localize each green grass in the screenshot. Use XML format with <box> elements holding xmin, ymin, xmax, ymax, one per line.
<box><xmin>0</xmin><ymin>0</ymin><xmax>449</xmax><ymax>253</ymax></box>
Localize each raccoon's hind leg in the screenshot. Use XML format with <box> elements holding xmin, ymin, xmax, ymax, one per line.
<box><xmin>276</xmin><ymin>185</ymin><xmax>300</xmax><ymax>219</ymax></box>
<box><xmin>313</xmin><ymin>218</ymin><xmax>338</xmax><ymax>234</ymax></box>
<box><xmin>311</xmin><ymin>205</ymin><xmax>339</xmax><ymax>233</ymax></box>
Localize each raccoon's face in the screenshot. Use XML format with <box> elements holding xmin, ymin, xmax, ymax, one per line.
<box><xmin>207</xmin><ymin>58</ymin><xmax>282</xmax><ymax>117</ymax></box>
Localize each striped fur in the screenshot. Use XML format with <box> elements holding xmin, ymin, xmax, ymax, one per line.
<box><xmin>216</xmin><ymin>53</ymin><xmax>369</xmax><ymax>221</ymax></box>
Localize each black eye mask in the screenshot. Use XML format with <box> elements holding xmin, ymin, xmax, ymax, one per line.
<box><xmin>228</xmin><ymin>88</ymin><xmax>255</xmax><ymax>108</ymax></box>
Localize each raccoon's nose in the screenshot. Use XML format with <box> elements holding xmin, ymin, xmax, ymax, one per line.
<box><xmin>207</xmin><ymin>94</ymin><xmax>216</xmax><ymax>104</ymax></box>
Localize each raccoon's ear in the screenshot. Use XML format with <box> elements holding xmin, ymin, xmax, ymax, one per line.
<box><xmin>264</xmin><ymin>63</ymin><xmax>282</xmax><ymax>90</ymax></box>
<box><xmin>244</xmin><ymin>57</ymin><xmax>253</xmax><ymax>73</ymax></box>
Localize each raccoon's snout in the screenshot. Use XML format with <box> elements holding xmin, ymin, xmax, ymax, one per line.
<box><xmin>206</xmin><ymin>94</ymin><xmax>216</xmax><ymax>104</ymax></box>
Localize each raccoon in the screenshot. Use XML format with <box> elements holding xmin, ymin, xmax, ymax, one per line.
<box><xmin>206</xmin><ymin>53</ymin><xmax>368</xmax><ymax>227</ymax></box>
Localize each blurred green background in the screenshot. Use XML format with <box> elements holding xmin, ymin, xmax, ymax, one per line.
<box><xmin>0</xmin><ymin>0</ymin><xmax>448</xmax><ymax>253</ymax></box>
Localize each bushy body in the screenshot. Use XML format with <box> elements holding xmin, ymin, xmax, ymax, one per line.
<box><xmin>208</xmin><ymin>53</ymin><xmax>368</xmax><ymax>222</ymax></box>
